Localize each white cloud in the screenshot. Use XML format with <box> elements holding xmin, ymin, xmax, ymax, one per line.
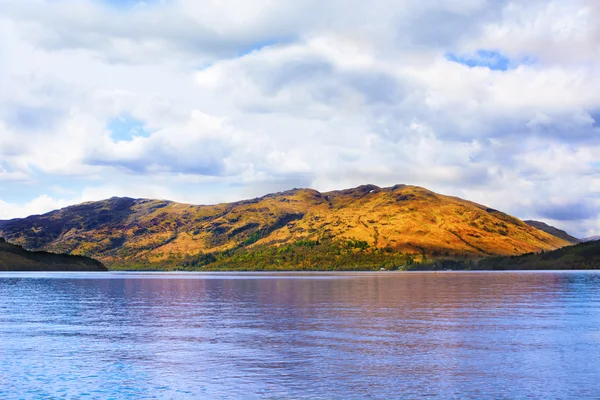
<box><xmin>0</xmin><ymin>195</ymin><xmax>72</xmax><ymax>219</ymax></box>
<box><xmin>0</xmin><ymin>0</ymin><xmax>599</xmax><ymax>237</ymax></box>
<box><xmin>471</xmin><ymin>0</ymin><xmax>600</xmax><ymax>65</ymax></box>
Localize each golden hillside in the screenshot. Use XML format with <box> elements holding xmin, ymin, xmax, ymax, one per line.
<box><xmin>0</xmin><ymin>184</ymin><xmax>569</xmax><ymax>267</ymax></box>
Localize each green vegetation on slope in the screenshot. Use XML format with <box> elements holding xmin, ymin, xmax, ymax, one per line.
<box><xmin>477</xmin><ymin>240</ymin><xmax>600</xmax><ymax>270</ymax></box>
<box><xmin>109</xmin><ymin>238</ymin><xmax>426</xmax><ymax>271</ymax></box>
<box><xmin>0</xmin><ymin>238</ymin><xmax>107</xmax><ymax>271</ymax></box>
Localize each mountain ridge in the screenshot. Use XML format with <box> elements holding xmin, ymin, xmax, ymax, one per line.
<box><xmin>524</xmin><ymin>220</ymin><xmax>581</xmax><ymax>244</ymax></box>
<box><xmin>0</xmin><ymin>184</ymin><xmax>571</xmax><ymax>269</ymax></box>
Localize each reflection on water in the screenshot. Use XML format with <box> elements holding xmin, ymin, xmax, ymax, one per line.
<box><xmin>1</xmin><ymin>272</ymin><xmax>599</xmax><ymax>399</ymax></box>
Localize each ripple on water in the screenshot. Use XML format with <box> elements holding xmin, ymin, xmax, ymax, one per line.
<box><xmin>0</xmin><ymin>271</ymin><xmax>599</xmax><ymax>399</ymax></box>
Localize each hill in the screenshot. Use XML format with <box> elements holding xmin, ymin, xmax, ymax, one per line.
<box><xmin>0</xmin><ymin>185</ymin><xmax>571</xmax><ymax>270</ymax></box>
<box><xmin>524</xmin><ymin>220</ymin><xmax>581</xmax><ymax>244</ymax></box>
<box><xmin>582</xmin><ymin>236</ymin><xmax>600</xmax><ymax>242</ymax></box>
<box><xmin>0</xmin><ymin>238</ymin><xmax>107</xmax><ymax>271</ymax></box>
<box><xmin>478</xmin><ymin>240</ymin><xmax>600</xmax><ymax>270</ymax></box>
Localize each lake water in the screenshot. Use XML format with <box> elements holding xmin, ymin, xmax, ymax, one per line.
<box><xmin>0</xmin><ymin>271</ymin><xmax>599</xmax><ymax>399</ymax></box>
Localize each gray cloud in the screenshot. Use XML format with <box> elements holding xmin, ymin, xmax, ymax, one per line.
<box><xmin>1</xmin><ymin>105</ymin><xmax>65</xmax><ymax>132</ymax></box>
<box><xmin>394</xmin><ymin>2</ymin><xmax>508</xmax><ymax>49</ymax></box>
<box><xmin>537</xmin><ymin>202</ymin><xmax>598</xmax><ymax>222</ymax></box>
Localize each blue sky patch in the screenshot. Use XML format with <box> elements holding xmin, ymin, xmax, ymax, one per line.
<box><xmin>237</xmin><ymin>38</ymin><xmax>289</xmax><ymax>57</ymax></box>
<box><xmin>446</xmin><ymin>50</ymin><xmax>518</xmax><ymax>71</ymax></box>
<box><xmin>590</xmin><ymin>111</ymin><xmax>600</xmax><ymax>127</ymax></box>
<box><xmin>97</xmin><ymin>0</ymin><xmax>158</xmax><ymax>10</ymax></box>
<box><xmin>107</xmin><ymin>114</ymin><xmax>150</xmax><ymax>142</ymax></box>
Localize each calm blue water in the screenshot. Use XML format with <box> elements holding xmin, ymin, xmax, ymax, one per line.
<box><xmin>0</xmin><ymin>271</ymin><xmax>599</xmax><ymax>399</ymax></box>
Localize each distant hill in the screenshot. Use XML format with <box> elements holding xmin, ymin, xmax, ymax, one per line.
<box><xmin>524</xmin><ymin>220</ymin><xmax>581</xmax><ymax>244</ymax></box>
<box><xmin>0</xmin><ymin>238</ymin><xmax>107</xmax><ymax>271</ymax></box>
<box><xmin>478</xmin><ymin>240</ymin><xmax>600</xmax><ymax>270</ymax></box>
<box><xmin>0</xmin><ymin>185</ymin><xmax>570</xmax><ymax>270</ymax></box>
<box><xmin>582</xmin><ymin>236</ymin><xmax>600</xmax><ymax>242</ymax></box>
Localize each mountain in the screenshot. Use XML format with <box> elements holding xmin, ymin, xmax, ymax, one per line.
<box><xmin>524</xmin><ymin>220</ymin><xmax>581</xmax><ymax>244</ymax></box>
<box><xmin>0</xmin><ymin>238</ymin><xmax>107</xmax><ymax>271</ymax></box>
<box><xmin>582</xmin><ymin>236</ymin><xmax>600</xmax><ymax>242</ymax></box>
<box><xmin>0</xmin><ymin>185</ymin><xmax>571</xmax><ymax>270</ymax></box>
<box><xmin>478</xmin><ymin>240</ymin><xmax>600</xmax><ymax>270</ymax></box>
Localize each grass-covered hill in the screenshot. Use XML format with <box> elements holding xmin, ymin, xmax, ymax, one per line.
<box><xmin>0</xmin><ymin>184</ymin><xmax>571</xmax><ymax>270</ymax></box>
<box><xmin>478</xmin><ymin>240</ymin><xmax>600</xmax><ymax>270</ymax></box>
<box><xmin>0</xmin><ymin>238</ymin><xmax>107</xmax><ymax>271</ymax></box>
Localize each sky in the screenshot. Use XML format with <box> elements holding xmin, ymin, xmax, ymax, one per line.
<box><xmin>0</xmin><ymin>0</ymin><xmax>599</xmax><ymax>238</ymax></box>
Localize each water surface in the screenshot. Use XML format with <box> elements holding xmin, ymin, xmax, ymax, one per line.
<box><xmin>1</xmin><ymin>271</ymin><xmax>599</xmax><ymax>399</ymax></box>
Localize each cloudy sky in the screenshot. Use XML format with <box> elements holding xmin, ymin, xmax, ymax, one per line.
<box><xmin>0</xmin><ymin>0</ymin><xmax>599</xmax><ymax>237</ymax></box>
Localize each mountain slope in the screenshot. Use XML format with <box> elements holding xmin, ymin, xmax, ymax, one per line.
<box><xmin>524</xmin><ymin>220</ymin><xmax>581</xmax><ymax>244</ymax></box>
<box><xmin>478</xmin><ymin>240</ymin><xmax>600</xmax><ymax>270</ymax></box>
<box><xmin>0</xmin><ymin>238</ymin><xmax>107</xmax><ymax>271</ymax></box>
<box><xmin>0</xmin><ymin>185</ymin><xmax>570</xmax><ymax>268</ymax></box>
